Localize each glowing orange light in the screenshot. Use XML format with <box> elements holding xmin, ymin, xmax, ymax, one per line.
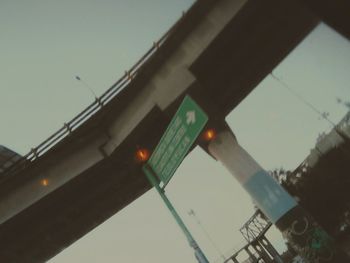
<box><xmin>41</xmin><ymin>178</ymin><xmax>49</xmax><ymax>187</ymax></box>
<box><xmin>135</xmin><ymin>148</ymin><xmax>150</xmax><ymax>162</ymax></box>
<box><xmin>203</xmin><ymin>128</ymin><xmax>216</xmax><ymax>141</ymax></box>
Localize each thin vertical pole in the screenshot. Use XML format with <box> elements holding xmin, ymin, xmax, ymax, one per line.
<box><xmin>142</xmin><ymin>165</ymin><xmax>210</xmax><ymax>263</ymax></box>
<box><xmin>189</xmin><ymin>209</ymin><xmax>226</xmax><ymax>261</ymax></box>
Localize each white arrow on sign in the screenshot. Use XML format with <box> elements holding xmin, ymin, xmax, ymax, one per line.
<box><xmin>186</xmin><ymin>111</ymin><xmax>196</xmax><ymax>125</ymax></box>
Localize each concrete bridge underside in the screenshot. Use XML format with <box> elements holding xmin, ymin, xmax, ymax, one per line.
<box><xmin>0</xmin><ymin>0</ymin><xmax>349</xmax><ymax>262</ymax></box>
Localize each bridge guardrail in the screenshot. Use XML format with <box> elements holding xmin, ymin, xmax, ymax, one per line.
<box><xmin>0</xmin><ymin>11</ymin><xmax>187</xmax><ymax>179</ymax></box>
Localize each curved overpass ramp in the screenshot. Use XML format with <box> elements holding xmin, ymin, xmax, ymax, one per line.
<box><xmin>0</xmin><ymin>0</ymin><xmax>348</xmax><ymax>261</ymax></box>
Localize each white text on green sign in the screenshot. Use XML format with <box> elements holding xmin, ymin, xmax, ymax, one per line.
<box><xmin>148</xmin><ymin>96</ymin><xmax>208</xmax><ymax>186</ymax></box>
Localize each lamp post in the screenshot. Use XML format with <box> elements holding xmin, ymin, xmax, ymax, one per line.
<box><xmin>75</xmin><ymin>75</ymin><xmax>98</xmax><ymax>100</ymax></box>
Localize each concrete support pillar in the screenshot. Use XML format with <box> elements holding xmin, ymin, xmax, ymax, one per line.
<box><xmin>208</xmin><ymin>130</ymin><xmax>349</xmax><ymax>263</ymax></box>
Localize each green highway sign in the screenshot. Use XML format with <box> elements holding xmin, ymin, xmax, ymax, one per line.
<box><xmin>148</xmin><ymin>95</ymin><xmax>208</xmax><ymax>187</ymax></box>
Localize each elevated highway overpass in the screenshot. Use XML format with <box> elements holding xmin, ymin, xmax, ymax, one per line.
<box><xmin>0</xmin><ymin>0</ymin><xmax>349</xmax><ymax>262</ymax></box>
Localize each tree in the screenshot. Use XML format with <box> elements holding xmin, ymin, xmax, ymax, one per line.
<box><xmin>269</xmin><ymin>141</ymin><xmax>350</xmax><ymax>237</ymax></box>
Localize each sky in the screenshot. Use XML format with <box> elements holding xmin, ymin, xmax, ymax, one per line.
<box><xmin>1</xmin><ymin>1</ymin><xmax>350</xmax><ymax>262</ymax></box>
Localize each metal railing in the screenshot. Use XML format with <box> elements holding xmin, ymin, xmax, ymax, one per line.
<box><xmin>0</xmin><ymin>11</ymin><xmax>188</xmax><ymax>178</ymax></box>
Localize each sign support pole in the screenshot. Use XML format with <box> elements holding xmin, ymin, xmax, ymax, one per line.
<box><xmin>143</xmin><ymin>165</ymin><xmax>210</xmax><ymax>263</ymax></box>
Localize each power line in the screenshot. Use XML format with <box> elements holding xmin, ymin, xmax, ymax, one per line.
<box><xmin>270</xmin><ymin>72</ymin><xmax>337</xmax><ymax>127</ymax></box>
<box><xmin>270</xmin><ymin>72</ymin><xmax>350</xmax><ymax>155</ymax></box>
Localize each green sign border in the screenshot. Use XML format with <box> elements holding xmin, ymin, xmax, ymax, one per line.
<box><xmin>148</xmin><ymin>95</ymin><xmax>208</xmax><ymax>187</ymax></box>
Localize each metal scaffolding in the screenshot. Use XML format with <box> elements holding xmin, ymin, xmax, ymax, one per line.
<box><xmin>224</xmin><ymin>211</ymin><xmax>284</xmax><ymax>263</ymax></box>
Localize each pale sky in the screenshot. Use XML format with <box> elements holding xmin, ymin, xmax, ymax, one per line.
<box><xmin>1</xmin><ymin>1</ymin><xmax>350</xmax><ymax>262</ymax></box>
